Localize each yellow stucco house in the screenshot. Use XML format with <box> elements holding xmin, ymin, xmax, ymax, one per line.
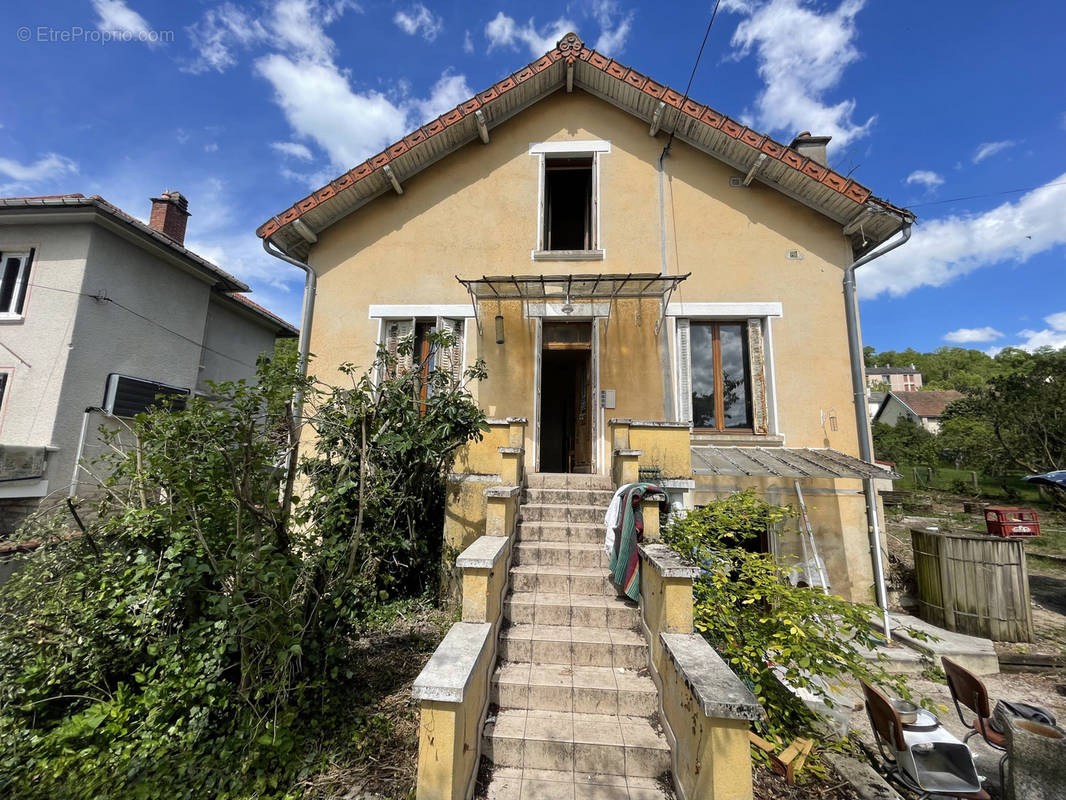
<box><xmin>258</xmin><ymin>33</ymin><xmax>914</xmax><ymax>800</ymax></box>
<box><xmin>258</xmin><ymin>32</ymin><xmax>909</xmax><ymax>604</ymax></box>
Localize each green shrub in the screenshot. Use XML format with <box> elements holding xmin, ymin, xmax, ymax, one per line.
<box><xmin>0</xmin><ymin>333</ymin><xmax>485</xmax><ymax>799</ymax></box>
<box><xmin>662</xmin><ymin>490</ymin><xmax>921</xmax><ymax>742</ymax></box>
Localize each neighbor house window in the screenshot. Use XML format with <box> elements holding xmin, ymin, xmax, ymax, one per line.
<box><xmin>0</xmin><ymin>372</ymin><xmax>9</xmax><ymax>412</ymax></box>
<box><xmin>0</xmin><ymin>250</ymin><xmax>33</xmax><ymax>317</ymax></box>
<box><xmin>543</xmin><ymin>157</ymin><xmax>594</xmax><ymax>251</ymax></box>
<box><xmin>677</xmin><ymin>317</ymin><xmax>771</xmax><ymax>434</ymax></box>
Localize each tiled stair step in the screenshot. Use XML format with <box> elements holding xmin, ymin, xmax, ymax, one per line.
<box><xmin>517</xmin><ymin>521</ymin><xmax>604</xmax><ymax>544</ymax></box>
<box><xmin>514</xmin><ymin>541</ymin><xmax>610</xmax><ymax>569</ymax></box>
<box><xmin>484</xmin><ymin>708</ymin><xmax>671</xmax><ymax>777</ymax></box>
<box><xmin>480</xmin><ymin>766</ymin><xmax>670</xmax><ymax>800</ymax></box>
<box><xmin>504</xmin><ymin>592</ymin><xmax>640</xmax><ymax>629</ymax></box>
<box><xmin>500</xmin><ymin>623</ymin><xmax>648</xmax><ymax>669</ymax></box>
<box><xmin>509</xmin><ymin>564</ymin><xmax>613</xmax><ymax>595</ymax></box>
<box><xmin>526</xmin><ymin>473</ymin><xmax>616</xmax><ymax>490</ymax></box>
<box><xmin>520</xmin><ymin>504</ymin><xmax>605</xmax><ymax>524</ymax></box>
<box><xmin>523</xmin><ymin>487</ymin><xmax>616</xmax><ymax>506</ymax></box>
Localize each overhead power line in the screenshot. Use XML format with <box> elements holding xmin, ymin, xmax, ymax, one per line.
<box><xmin>904</xmin><ymin>180</ymin><xmax>1066</xmax><ymax>210</ymax></box>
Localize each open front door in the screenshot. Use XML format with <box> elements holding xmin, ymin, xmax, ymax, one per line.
<box><xmin>539</xmin><ymin>321</ymin><xmax>593</xmax><ymax>473</ymax></box>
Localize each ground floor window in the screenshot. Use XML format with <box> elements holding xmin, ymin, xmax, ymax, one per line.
<box><xmin>690</xmin><ymin>322</ymin><xmax>753</xmax><ymax>431</ymax></box>
<box><xmin>381</xmin><ymin>317</ymin><xmax>464</xmax><ymax>392</ymax></box>
<box><xmin>677</xmin><ymin>317</ymin><xmax>770</xmax><ymax>434</ymax></box>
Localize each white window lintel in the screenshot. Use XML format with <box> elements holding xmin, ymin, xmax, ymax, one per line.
<box><xmin>529</xmin><ymin>140</ymin><xmax>611</xmax><ymax>155</ymax></box>
<box><xmin>368</xmin><ymin>304</ymin><xmax>473</xmax><ymax>319</ymax></box>
<box><xmin>666</xmin><ymin>302</ymin><xmax>783</xmax><ymax>318</ymax></box>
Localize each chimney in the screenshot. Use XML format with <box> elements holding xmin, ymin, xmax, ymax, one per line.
<box><xmin>789</xmin><ymin>131</ymin><xmax>832</xmax><ymax>167</ymax></box>
<box><xmin>148</xmin><ymin>191</ymin><xmax>190</xmax><ymax>245</ymax></box>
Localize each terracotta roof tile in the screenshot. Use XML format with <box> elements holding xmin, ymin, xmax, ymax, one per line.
<box><xmin>256</xmin><ymin>32</ymin><xmax>914</xmax><ymax>241</ymax></box>
<box><xmin>893</xmin><ymin>390</ymin><xmax>964</xmax><ymax>418</ymax></box>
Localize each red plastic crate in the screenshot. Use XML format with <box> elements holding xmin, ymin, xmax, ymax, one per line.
<box><xmin>984</xmin><ymin>506</ymin><xmax>1040</xmax><ymax>537</ymax></box>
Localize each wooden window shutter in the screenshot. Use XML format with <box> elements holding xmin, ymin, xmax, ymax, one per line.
<box><xmin>385</xmin><ymin>319</ymin><xmax>414</xmax><ymax>377</ymax></box>
<box><xmin>436</xmin><ymin>317</ymin><xmax>464</xmax><ymax>387</ymax></box>
<box><xmin>676</xmin><ymin>318</ymin><xmax>692</xmax><ymax>424</ymax></box>
<box><xmin>747</xmin><ymin>318</ymin><xmax>769</xmax><ymax>434</ymax></box>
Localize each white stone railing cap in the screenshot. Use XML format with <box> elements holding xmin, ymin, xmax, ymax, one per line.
<box><xmin>484</xmin><ymin>484</ymin><xmax>521</xmax><ymax>499</ymax></box>
<box><xmin>456</xmin><ymin>535</ymin><xmax>509</xmax><ymax>569</ymax></box>
<box><xmin>412</xmin><ymin>622</ymin><xmax>491</xmax><ymax>703</ymax></box>
<box><xmin>639</xmin><ymin>543</ymin><xmax>700</xmax><ymax>578</ymax></box>
<box><xmin>661</xmin><ymin>633</ymin><xmax>764</xmax><ymax>721</ymax></box>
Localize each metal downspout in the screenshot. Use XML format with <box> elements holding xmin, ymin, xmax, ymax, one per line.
<box><xmin>262</xmin><ymin>229</ymin><xmax>317</xmax><ymax>415</ymax></box>
<box><xmin>843</xmin><ymin>223</ymin><xmax>911</xmax><ymax>642</ymax></box>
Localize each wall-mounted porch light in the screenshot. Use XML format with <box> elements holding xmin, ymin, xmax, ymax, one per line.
<box><xmin>494</xmin><ymin>313</ymin><xmax>505</xmax><ymax>344</ymax></box>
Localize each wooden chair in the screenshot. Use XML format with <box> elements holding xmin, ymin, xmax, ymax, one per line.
<box><xmin>942</xmin><ymin>656</ymin><xmax>1009</xmax><ymax>789</ymax></box>
<box><xmin>861</xmin><ymin>680</ymin><xmax>989</xmax><ymax>800</ymax></box>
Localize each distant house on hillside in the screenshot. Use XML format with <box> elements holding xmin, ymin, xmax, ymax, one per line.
<box><xmin>874</xmin><ymin>390</ymin><xmax>963</xmax><ymax>434</ymax></box>
<box><xmin>0</xmin><ymin>191</ymin><xmax>296</xmax><ymax>535</ymax></box>
<box><xmin>866</xmin><ymin>364</ymin><xmax>923</xmax><ymax>392</ymax></box>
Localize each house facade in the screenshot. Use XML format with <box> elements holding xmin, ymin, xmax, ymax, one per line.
<box><xmin>875</xmin><ymin>390</ymin><xmax>964</xmax><ymax>434</ymax></box>
<box><xmin>0</xmin><ymin>192</ymin><xmax>296</xmax><ymax>534</ymax></box>
<box><xmin>257</xmin><ymin>34</ymin><xmax>910</xmax><ymax>603</ymax></box>
<box><xmin>866</xmin><ymin>364</ymin><xmax>923</xmax><ymax>392</ymax></box>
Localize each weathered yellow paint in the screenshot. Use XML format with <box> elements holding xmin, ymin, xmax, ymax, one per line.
<box><xmin>499</xmin><ymin>450</ymin><xmax>522</xmax><ymax>485</ymax></box>
<box><xmin>461</xmin><ymin>570</ymin><xmax>489</xmax><ymax>623</ymax></box>
<box><xmin>641</xmin><ymin>548</ymin><xmax>754</xmax><ymax>800</ymax></box>
<box><xmin>629</xmin><ymin>425</ymin><xmax>692</xmax><ymax>479</ymax></box>
<box><xmin>694</xmin><ymin>476</ymin><xmax>875</xmax><ymax>603</ymax></box>
<box><xmin>642</xmin><ymin>497</ymin><xmax>661</xmax><ymax>542</ymax></box>
<box><xmin>415</xmin><ymin>701</ymin><xmax>462</xmax><ymax>800</ymax></box>
<box><xmin>453</xmin><ymin>423</ymin><xmax>510</xmax><ymax>476</ymax></box>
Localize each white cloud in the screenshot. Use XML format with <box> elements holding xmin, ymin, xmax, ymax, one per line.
<box><xmin>92</xmin><ymin>0</ymin><xmax>155</xmax><ymax>40</ymax></box>
<box><xmin>943</xmin><ymin>327</ymin><xmax>1003</xmax><ymax>344</ymax></box>
<box><xmin>905</xmin><ymin>170</ymin><xmax>944</xmax><ymax>190</ymax></box>
<box><xmin>184</xmin><ymin>2</ymin><xmax>267</xmax><ymax>73</ymax></box>
<box><xmin>1014</xmin><ymin>312</ymin><xmax>1066</xmax><ymax>352</ymax></box>
<box><xmin>860</xmin><ymin>172</ymin><xmax>1066</xmax><ymax>298</ymax></box>
<box><xmin>271</xmin><ymin>141</ymin><xmax>314</xmax><ymax>160</ymax></box>
<box><xmin>723</xmin><ymin>0</ymin><xmax>874</xmax><ymax>150</ymax></box>
<box><xmin>973</xmin><ymin>140</ymin><xmax>1016</xmax><ymax>164</ymax></box>
<box><xmin>0</xmin><ymin>153</ymin><xmax>78</xmax><ymax>193</ymax></box>
<box><xmin>463</xmin><ymin>30</ymin><xmax>474</xmax><ymax>54</ymax></box>
<box><xmin>204</xmin><ymin>142</ymin><xmax>220</xmax><ymax>153</ymax></box>
<box><xmin>412</xmin><ymin>71</ymin><xmax>473</xmax><ymax>124</ymax></box>
<box><xmin>184</xmin><ymin>0</ymin><xmax>360</xmax><ymax>73</ymax></box>
<box><xmin>394</xmin><ymin>3</ymin><xmax>443</xmax><ymax>41</ymax></box>
<box><xmin>484</xmin><ymin>12</ymin><xmax>574</xmax><ymax>57</ymax></box>
<box><xmin>590</xmin><ymin>0</ymin><xmax>634</xmax><ymax>54</ymax></box>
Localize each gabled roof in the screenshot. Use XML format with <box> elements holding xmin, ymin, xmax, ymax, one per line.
<box><xmin>0</xmin><ymin>193</ymin><xmax>246</xmax><ymax>291</ymax></box>
<box><xmin>257</xmin><ymin>32</ymin><xmax>914</xmax><ymax>260</ymax></box>
<box><xmin>0</xmin><ymin>193</ymin><xmax>296</xmax><ymax>335</ymax></box>
<box><xmin>878</xmin><ymin>390</ymin><xmax>964</xmax><ymax>420</ymax></box>
<box><xmin>867</xmin><ymin>365</ymin><xmax>921</xmax><ymax>375</ymax></box>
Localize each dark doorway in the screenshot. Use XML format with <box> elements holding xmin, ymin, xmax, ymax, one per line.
<box><xmin>540</xmin><ymin>322</ymin><xmax>593</xmax><ymax>473</ymax></box>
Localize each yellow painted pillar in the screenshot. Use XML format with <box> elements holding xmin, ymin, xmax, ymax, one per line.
<box><xmin>415</xmin><ymin>701</ymin><xmax>463</xmax><ymax>800</ymax></box>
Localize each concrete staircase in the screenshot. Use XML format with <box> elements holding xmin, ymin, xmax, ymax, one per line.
<box><xmin>479</xmin><ymin>473</ymin><xmax>674</xmax><ymax>800</ymax></box>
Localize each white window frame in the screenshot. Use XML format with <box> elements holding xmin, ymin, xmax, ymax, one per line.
<box><xmin>672</xmin><ymin>305</ymin><xmax>782</xmax><ymax>436</ymax></box>
<box><xmin>0</xmin><ymin>250</ymin><xmax>33</xmax><ymax>319</ymax></box>
<box><xmin>529</xmin><ymin>140</ymin><xmax>610</xmax><ymax>261</ymax></box>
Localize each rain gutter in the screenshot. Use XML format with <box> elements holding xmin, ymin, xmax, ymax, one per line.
<box><xmin>843</xmin><ymin>222</ymin><xmax>912</xmax><ymax>642</ymax></box>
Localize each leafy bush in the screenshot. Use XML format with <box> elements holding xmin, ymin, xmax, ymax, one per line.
<box><xmin>0</xmin><ymin>332</ymin><xmax>485</xmax><ymax>799</ymax></box>
<box><xmin>662</xmin><ymin>490</ymin><xmax>920</xmax><ymax>741</ymax></box>
<box><xmin>872</xmin><ymin>417</ymin><xmax>939</xmax><ymax>467</ymax></box>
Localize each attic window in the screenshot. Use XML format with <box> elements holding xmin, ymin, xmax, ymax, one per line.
<box><xmin>544</xmin><ymin>157</ymin><xmax>593</xmax><ymax>251</ymax></box>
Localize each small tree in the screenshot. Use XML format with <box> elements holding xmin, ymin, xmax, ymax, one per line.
<box><xmin>663</xmin><ymin>491</ymin><xmax>921</xmax><ymax>741</ymax></box>
<box><xmin>872</xmin><ymin>417</ymin><xmax>938</xmax><ymax>467</ymax></box>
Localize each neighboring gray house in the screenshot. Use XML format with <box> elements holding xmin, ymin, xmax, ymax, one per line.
<box><xmin>0</xmin><ymin>192</ymin><xmax>296</xmax><ymax>534</ymax></box>
<box><xmin>874</xmin><ymin>389</ymin><xmax>964</xmax><ymax>434</ymax></box>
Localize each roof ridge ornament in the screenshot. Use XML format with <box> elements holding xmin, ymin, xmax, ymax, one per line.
<box><xmin>557</xmin><ymin>32</ymin><xmax>584</xmax><ymax>64</ymax></box>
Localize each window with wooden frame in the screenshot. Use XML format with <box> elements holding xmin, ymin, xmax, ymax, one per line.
<box><xmin>677</xmin><ymin>318</ymin><xmax>770</xmax><ymax>434</ymax></box>
<box><xmin>0</xmin><ymin>250</ymin><xmax>33</xmax><ymax>317</ymax></box>
<box><xmin>380</xmin><ymin>317</ymin><xmax>464</xmax><ymax>392</ymax></box>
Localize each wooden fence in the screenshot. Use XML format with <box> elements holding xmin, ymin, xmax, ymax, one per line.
<box><xmin>911</xmin><ymin>527</ymin><xmax>1033</xmax><ymax>643</ymax></box>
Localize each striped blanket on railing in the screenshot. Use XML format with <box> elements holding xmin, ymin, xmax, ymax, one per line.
<box><xmin>606</xmin><ymin>482</ymin><xmax>662</xmax><ymax>602</ymax></box>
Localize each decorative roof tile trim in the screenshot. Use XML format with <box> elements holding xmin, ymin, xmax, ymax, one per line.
<box><xmin>256</xmin><ymin>33</ymin><xmax>913</xmax><ymax>240</ymax></box>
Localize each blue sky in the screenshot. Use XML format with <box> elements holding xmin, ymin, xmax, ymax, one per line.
<box><xmin>2</xmin><ymin>0</ymin><xmax>1064</xmax><ymax>353</ymax></box>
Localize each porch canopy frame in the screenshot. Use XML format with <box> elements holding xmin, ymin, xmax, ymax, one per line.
<box><xmin>456</xmin><ymin>272</ymin><xmax>690</xmax><ymax>335</ymax></box>
<box><xmin>691</xmin><ymin>446</ymin><xmax>902</xmax><ymax>481</ymax></box>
